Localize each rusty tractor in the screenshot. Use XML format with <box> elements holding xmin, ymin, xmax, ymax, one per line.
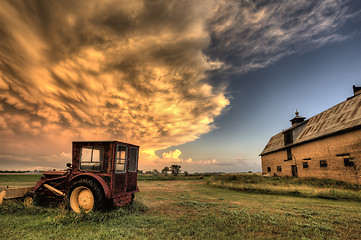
<box><xmin>0</xmin><ymin>141</ymin><xmax>139</xmax><ymax>213</ymax></box>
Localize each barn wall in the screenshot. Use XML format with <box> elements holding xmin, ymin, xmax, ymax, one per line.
<box><xmin>261</xmin><ymin>128</ymin><xmax>361</xmax><ymax>184</ymax></box>
<box><xmin>261</xmin><ymin>150</ymin><xmax>292</xmax><ymax>177</ymax></box>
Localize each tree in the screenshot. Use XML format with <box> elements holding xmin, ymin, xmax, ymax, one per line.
<box><xmin>170</xmin><ymin>165</ymin><xmax>181</xmax><ymax>176</ymax></box>
<box><xmin>152</xmin><ymin>169</ymin><xmax>159</xmax><ymax>175</ymax></box>
<box><xmin>184</xmin><ymin>171</ymin><xmax>189</xmax><ymax>176</ymax></box>
<box><xmin>161</xmin><ymin>167</ymin><xmax>170</xmax><ymax>176</ymax></box>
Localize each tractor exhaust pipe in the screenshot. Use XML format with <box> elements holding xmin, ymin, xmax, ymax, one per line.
<box><xmin>43</xmin><ymin>184</ymin><xmax>65</xmax><ymax>197</ymax></box>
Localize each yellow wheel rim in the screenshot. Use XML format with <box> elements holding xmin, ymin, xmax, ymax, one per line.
<box><xmin>24</xmin><ymin>196</ymin><xmax>33</xmax><ymax>208</ymax></box>
<box><xmin>70</xmin><ymin>186</ymin><xmax>94</xmax><ymax>213</ymax></box>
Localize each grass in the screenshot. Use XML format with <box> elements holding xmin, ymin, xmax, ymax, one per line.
<box><xmin>1</xmin><ymin>175</ymin><xmax>361</xmax><ymax>239</ymax></box>
<box><xmin>208</xmin><ymin>174</ymin><xmax>361</xmax><ymax>202</ymax></box>
<box><xmin>209</xmin><ymin>174</ymin><xmax>361</xmax><ymax>190</ymax></box>
<box><xmin>138</xmin><ymin>174</ymin><xmax>204</xmax><ymax>181</ymax></box>
<box><xmin>0</xmin><ymin>174</ymin><xmax>42</xmax><ymax>188</ymax></box>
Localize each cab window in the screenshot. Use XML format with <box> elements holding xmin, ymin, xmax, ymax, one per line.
<box><xmin>128</xmin><ymin>147</ymin><xmax>138</xmax><ymax>172</ymax></box>
<box><xmin>80</xmin><ymin>146</ymin><xmax>103</xmax><ymax>171</ymax></box>
<box><xmin>116</xmin><ymin>145</ymin><xmax>127</xmax><ymax>173</ymax></box>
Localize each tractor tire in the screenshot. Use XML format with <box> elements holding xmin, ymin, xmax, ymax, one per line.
<box><xmin>68</xmin><ymin>179</ymin><xmax>105</xmax><ymax>213</ymax></box>
<box><xmin>23</xmin><ymin>192</ymin><xmax>40</xmax><ymax>207</ymax></box>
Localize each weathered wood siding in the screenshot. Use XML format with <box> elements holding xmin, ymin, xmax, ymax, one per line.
<box><xmin>261</xmin><ymin>128</ymin><xmax>361</xmax><ymax>184</ymax></box>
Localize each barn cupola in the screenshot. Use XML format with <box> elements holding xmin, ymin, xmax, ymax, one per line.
<box><xmin>353</xmin><ymin>85</ymin><xmax>361</xmax><ymax>96</ymax></box>
<box><xmin>290</xmin><ymin>110</ymin><xmax>305</xmax><ymax>126</ymax></box>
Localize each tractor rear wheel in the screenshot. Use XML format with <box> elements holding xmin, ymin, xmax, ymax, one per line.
<box><xmin>69</xmin><ymin>179</ymin><xmax>105</xmax><ymax>213</ymax></box>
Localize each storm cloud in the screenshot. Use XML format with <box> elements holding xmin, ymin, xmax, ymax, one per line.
<box><xmin>0</xmin><ymin>0</ymin><xmax>228</xmax><ymax>162</ymax></box>
<box><xmin>207</xmin><ymin>0</ymin><xmax>360</xmax><ymax>73</ymax></box>
<box><xmin>0</xmin><ymin>0</ymin><xmax>359</xmax><ymax>170</ymax></box>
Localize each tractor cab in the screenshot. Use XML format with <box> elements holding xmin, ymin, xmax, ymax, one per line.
<box><xmin>71</xmin><ymin>141</ymin><xmax>139</xmax><ymax>207</ymax></box>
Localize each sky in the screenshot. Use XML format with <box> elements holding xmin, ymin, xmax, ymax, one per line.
<box><xmin>0</xmin><ymin>0</ymin><xmax>360</xmax><ymax>173</ymax></box>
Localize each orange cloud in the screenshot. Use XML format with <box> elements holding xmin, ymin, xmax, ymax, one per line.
<box><xmin>0</xmin><ymin>0</ymin><xmax>229</xmax><ymax>169</ymax></box>
<box><xmin>0</xmin><ymin>0</ymin><xmax>356</xmax><ymax>171</ymax></box>
<box><xmin>139</xmin><ymin>149</ymin><xmax>217</xmax><ymax>171</ymax></box>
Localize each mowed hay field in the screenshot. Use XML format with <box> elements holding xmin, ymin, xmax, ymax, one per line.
<box><xmin>1</xmin><ymin>175</ymin><xmax>361</xmax><ymax>239</ymax></box>
<box><xmin>0</xmin><ymin>174</ymin><xmax>42</xmax><ymax>188</ymax></box>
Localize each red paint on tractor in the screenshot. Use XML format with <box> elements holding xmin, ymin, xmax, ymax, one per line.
<box><xmin>24</xmin><ymin>141</ymin><xmax>139</xmax><ymax>211</ymax></box>
<box><xmin>70</xmin><ymin>173</ymin><xmax>111</xmax><ymax>198</ymax></box>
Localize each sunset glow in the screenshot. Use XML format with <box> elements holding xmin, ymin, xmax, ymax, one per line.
<box><xmin>1</xmin><ymin>0</ymin><xmax>360</xmax><ymax>172</ymax></box>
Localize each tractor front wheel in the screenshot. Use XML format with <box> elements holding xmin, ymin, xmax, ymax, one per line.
<box><xmin>69</xmin><ymin>179</ymin><xmax>105</xmax><ymax>213</ymax></box>
<box><xmin>23</xmin><ymin>192</ymin><xmax>40</xmax><ymax>207</ymax></box>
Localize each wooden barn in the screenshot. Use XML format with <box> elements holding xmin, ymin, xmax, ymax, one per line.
<box><xmin>260</xmin><ymin>86</ymin><xmax>361</xmax><ymax>184</ymax></box>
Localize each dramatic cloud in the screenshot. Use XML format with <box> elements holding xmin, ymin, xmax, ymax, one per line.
<box><xmin>140</xmin><ymin>149</ymin><xmax>219</xmax><ymax>173</ymax></box>
<box><xmin>0</xmin><ymin>0</ymin><xmax>359</xmax><ymax>170</ymax></box>
<box><xmin>0</xmin><ymin>0</ymin><xmax>229</xmax><ymax>169</ymax></box>
<box><xmin>161</xmin><ymin>149</ymin><xmax>192</xmax><ymax>163</ymax></box>
<box><xmin>0</xmin><ymin>152</ymin><xmax>71</xmax><ymax>171</ymax></box>
<box><xmin>142</xmin><ymin>149</ymin><xmax>217</xmax><ymax>165</ymax></box>
<box><xmin>207</xmin><ymin>0</ymin><xmax>360</xmax><ymax>73</ymax></box>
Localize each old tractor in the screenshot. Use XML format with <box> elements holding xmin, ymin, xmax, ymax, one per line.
<box><xmin>0</xmin><ymin>141</ymin><xmax>139</xmax><ymax>213</ymax></box>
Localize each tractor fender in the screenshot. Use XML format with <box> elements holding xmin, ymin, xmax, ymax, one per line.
<box><xmin>33</xmin><ymin>178</ymin><xmax>46</xmax><ymax>192</ymax></box>
<box><xmin>70</xmin><ymin>173</ymin><xmax>111</xmax><ymax>199</ymax></box>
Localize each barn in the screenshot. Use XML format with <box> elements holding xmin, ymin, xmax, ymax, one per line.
<box><xmin>260</xmin><ymin>85</ymin><xmax>361</xmax><ymax>184</ymax></box>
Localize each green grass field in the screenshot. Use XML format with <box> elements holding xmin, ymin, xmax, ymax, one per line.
<box><xmin>1</xmin><ymin>175</ymin><xmax>361</xmax><ymax>239</ymax></box>
<box><xmin>0</xmin><ymin>174</ymin><xmax>42</xmax><ymax>188</ymax></box>
<box><xmin>208</xmin><ymin>174</ymin><xmax>361</xmax><ymax>202</ymax></box>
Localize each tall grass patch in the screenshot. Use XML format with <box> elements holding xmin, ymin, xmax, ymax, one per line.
<box><xmin>208</xmin><ymin>174</ymin><xmax>361</xmax><ymax>202</ymax></box>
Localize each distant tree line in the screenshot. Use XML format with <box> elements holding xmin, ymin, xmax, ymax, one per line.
<box><xmin>0</xmin><ymin>170</ymin><xmax>44</xmax><ymax>173</ymax></box>
<box><xmin>139</xmin><ymin>165</ymin><xmax>183</xmax><ymax>176</ymax></box>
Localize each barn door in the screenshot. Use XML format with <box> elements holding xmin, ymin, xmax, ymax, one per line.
<box><xmin>291</xmin><ymin>165</ymin><xmax>298</xmax><ymax>177</ymax></box>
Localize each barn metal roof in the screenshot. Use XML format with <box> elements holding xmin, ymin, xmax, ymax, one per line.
<box><xmin>260</xmin><ymin>93</ymin><xmax>361</xmax><ymax>156</ymax></box>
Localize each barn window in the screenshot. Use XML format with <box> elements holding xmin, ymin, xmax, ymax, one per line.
<box><xmin>320</xmin><ymin>160</ymin><xmax>327</xmax><ymax>168</ymax></box>
<box><xmin>303</xmin><ymin>162</ymin><xmax>309</xmax><ymax>168</ymax></box>
<box><xmin>344</xmin><ymin>158</ymin><xmax>354</xmax><ymax>167</ymax></box>
<box><xmin>267</xmin><ymin>167</ymin><xmax>271</xmax><ymax>172</ymax></box>
<box><xmin>287</xmin><ymin>148</ymin><xmax>292</xmax><ymax>160</ymax></box>
<box><xmin>336</xmin><ymin>153</ymin><xmax>350</xmax><ymax>157</ymax></box>
<box><xmin>277</xmin><ymin>166</ymin><xmax>282</xmax><ymax>172</ymax></box>
<box><xmin>284</xmin><ymin>131</ymin><xmax>293</xmax><ymax>145</ymax></box>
